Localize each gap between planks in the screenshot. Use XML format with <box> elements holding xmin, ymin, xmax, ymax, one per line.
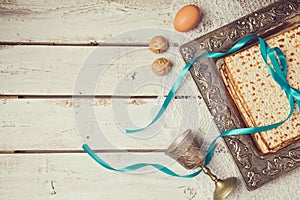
<box><xmin>0</xmin><ymin>95</ymin><xmax>202</xmax><ymax>99</ymax></box>
<box><xmin>0</xmin><ymin>95</ymin><xmax>158</xmax><ymax>99</ymax></box>
<box><xmin>0</xmin><ymin>40</ymin><xmax>180</xmax><ymax>47</ymax></box>
<box><xmin>0</xmin><ymin>149</ymin><xmax>166</xmax><ymax>154</ymax></box>
<box><xmin>0</xmin><ymin>41</ymin><xmax>148</xmax><ymax>47</ymax></box>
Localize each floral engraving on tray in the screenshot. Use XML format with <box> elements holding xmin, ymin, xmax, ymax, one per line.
<box><xmin>263</xmin><ymin>147</ymin><xmax>300</xmax><ymax>176</ymax></box>
<box><xmin>289</xmin><ymin>147</ymin><xmax>300</xmax><ymax>161</ymax></box>
<box><xmin>262</xmin><ymin>157</ymin><xmax>295</xmax><ymax>176</ymax></box>
<box><xmin>247</xmin><ymin>171</ymin><xmax>261</xmax><ymax>187</ymax></box>
<box><xmin>228</xmin><ymin>138</ymin><xmax>252</xmax><ymax>169</ymax></box>
<box><xmin>192</xmin><ymin>61</ymin><xmax>211</xmax><ymax>93</ymax></box>
<box><xmin>188</xmin><ymin>0</ymin><xmax>300</xmax><ymax>51</ymax></box>
<box><xmin>190</xmin><ymin>59</ymin><xmax>239</xmax><ymax>133</ymax></box>
<box><xmin>180</xmin><ymin>0</ymin><xmax>300</xmax><ymax>191</ymax></box>
<box><xmin>181</xmin><ymin>46</ymin><xmax>196</xmax><ymax>61</ymax></box>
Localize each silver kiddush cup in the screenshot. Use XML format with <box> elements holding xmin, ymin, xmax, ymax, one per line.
<box><xmin>165</xmin><ymin>129</ymin><xmax>238</xmax><ymax>200</ymax></box>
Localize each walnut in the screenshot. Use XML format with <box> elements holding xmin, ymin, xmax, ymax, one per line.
<box><xmin>149</xmin><ymin>36</ymin><xmax>169</xmax><ymax>54</ymax></box>
<box><xmin>152</xmin><ymin>58</ymin><xmax>172</xmax><ymax>76</ymax></box>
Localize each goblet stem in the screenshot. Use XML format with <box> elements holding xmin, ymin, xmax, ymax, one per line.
<box><xmin>199</xmin><ymin>163</ymin><xmax>238</xmax><ymax>200</ymax></box>
<box><xmin>199</xmin><ymin>163</ymin><xmax>219</xmax><ymax>183</ymax></box>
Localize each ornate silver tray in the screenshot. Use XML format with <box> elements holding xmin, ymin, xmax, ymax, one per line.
<box><xmin>179</xmin><ymin>0</ymin><xmax>300</xmax><ymax>191</ymax></box>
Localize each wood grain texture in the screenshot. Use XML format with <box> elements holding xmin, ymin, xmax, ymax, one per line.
<box><xmin>0</xmin><ymin>153</ymin><xmax>200</xmax><ymax>200</ymax></box>
<box><xmin>0</xmin><ymin>97</ymin><xmax>214</xmax><ymax>150</ymax></box>
<box><xmin>0</xmin><ymin>0</ymin><xmax>178</xmax><ymax>44</ymax></box>
<box><xmin>3</xmin><ymin>1</ymin><xmax>296</xmax><ymax>199</ymax></box>
<box><xmin>0</xmin><ymin>45</ymin><xmax>198</xmax><ymax>96</ymax></box>
<box><xmin>1</xmin><ymin>152</ymin><xmax>300</xmax><ymax>200</ymax></box>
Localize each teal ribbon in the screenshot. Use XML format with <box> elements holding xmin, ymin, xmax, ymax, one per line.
<box><xmin>82</xmin><ymin>144</ymin><xmax>202</xmax><ymax>177</ymax></box>
<box><xmin>83</xmin><ymin>35</ymin><xmax>300</xmax><ymax>177</ymax></box>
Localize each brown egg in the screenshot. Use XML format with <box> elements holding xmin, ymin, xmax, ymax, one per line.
<box><xmin>174</xmin><ymin>5</ymin><xmax>201</xmax><ymax>32</ymax></box>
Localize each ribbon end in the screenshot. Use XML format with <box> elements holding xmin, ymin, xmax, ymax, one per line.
<box><xmin>125</xmin><ymin>128</ymin><xmax>144</xmax><ymax>134</ymax></box>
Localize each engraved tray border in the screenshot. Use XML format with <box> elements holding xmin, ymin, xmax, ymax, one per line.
<box><xmin>179</xmin><ymin>0</ymin><xmax>300</xmax><ymax>191</ymax></box>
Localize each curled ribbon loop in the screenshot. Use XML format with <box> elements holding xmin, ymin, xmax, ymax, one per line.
<box><xmin>83</xmin><ymin>35</ymin><xmax>300</xmax><ymax>178</ymax></box>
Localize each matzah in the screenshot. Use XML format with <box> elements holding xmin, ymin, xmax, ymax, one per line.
<box><xmin>220</xmin><ymin>26</ymin><xmax>300</xmax><ymax>154</ymax></box>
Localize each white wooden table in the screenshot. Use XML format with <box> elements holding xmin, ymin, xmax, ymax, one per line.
<box><xmin>1</xmin><ymin>1</ymin><xmax>299</xmax><ymax>199</ymax></box>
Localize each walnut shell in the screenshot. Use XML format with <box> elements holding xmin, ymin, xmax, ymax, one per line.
<box><xmin>149</xmin><ymin>36</ymin><xmax>169</xmax><ymax>54</ymax></box>
<box><xmin>152</xmin><ymin>58</ymin><xmax>172</xmax><ymax>76</ymax></box>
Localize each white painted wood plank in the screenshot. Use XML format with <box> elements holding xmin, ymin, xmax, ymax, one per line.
<box><xmin>0</xmin><ymin>97</ymin><xmax>215</xmax><ymax>150</ymax></box>
<box><xmin>1</xmin><ymin>152</ymin><xmax>300</xmax><ymax>200</ymax></box>
<box><xmin>0</xmin><ymin>0</ymin><xmax>176</xmax><ymax>43</ymax></box>
<box><xmin>0</xmin><ymin>45</ymin><xmax>199</xmax><ymax>96</ymax></box>
<box><xmin>0</xmin><ymin>0</ymin><xmax>276</xmax><ymax>44</ymax></box>
<box><xmin>0</xmin><ymin>153</ymin><xmax>201</xmax><ymax>200</ymax></box>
